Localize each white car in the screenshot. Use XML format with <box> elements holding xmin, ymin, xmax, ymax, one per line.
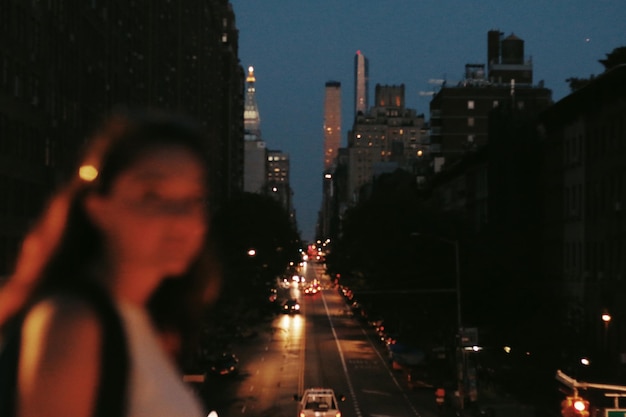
<box><xmin>295</xmin><ymin>388</ymin><xmax>345</xmax><ymax>417</ymax></box>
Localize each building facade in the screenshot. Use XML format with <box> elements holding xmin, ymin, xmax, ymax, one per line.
<box><xmin>323</xmin><ymin>81</ymin><xmax>342</xmax><ymax>170</ymax></box>
<box><xmin>243</xmin><ymin>65</ymin><xmax>267</xmax><ymax>193</ymax></box>
<box><xmin>346</xmin><ymin>84</ymin><xmax>425</xmax><ymax>204</ymax></box>
<box><xmin>354</xmin><ymin>50</ymin><xmax>369</xmax><ymax>119</ymax></box>
<box><xmin>266</xmin><ymin>149</ymin><xmax>293</xmax><ymax>218</ymax></box>
<box><xmin>539</xmin><ymin>64</ymin><xmax>626</xmax><ymax>376</ymax></box>
<box><xmin>0</xmin><ymin>0</ymin><xmax>243</xmax><ymax>275</ymax></box>
<box><xmin>430</xmin><ymin>30</ymin><xmax>552</xmax><ymax>167</ymax></box>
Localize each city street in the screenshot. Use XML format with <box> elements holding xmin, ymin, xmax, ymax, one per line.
<box><xmin>200</xmin><ymin>262</ymin><xmax>444</xmax><ymax>417</ymax></box>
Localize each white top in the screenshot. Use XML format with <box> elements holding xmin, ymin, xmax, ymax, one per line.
<box><xmin>116</xmin><ymin>301</ymin><xmax>205</xmax><ymax>417</ymax></box>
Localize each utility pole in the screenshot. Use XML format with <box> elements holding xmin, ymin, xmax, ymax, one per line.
<box><xmin>411</xmin><ymin>232</ymin><xmax>464</xmax><ymax>410</ymax></box>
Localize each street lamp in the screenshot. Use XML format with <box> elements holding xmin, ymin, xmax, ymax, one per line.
<box><xmin>410</xmin><ymin>232</ymin><xmax>464</xmax><ymax>409</ymax></box>
<box><xmin>602</xmin><ymin>312</ymin><xmax>612</xmax><ymax>361</ymax></box>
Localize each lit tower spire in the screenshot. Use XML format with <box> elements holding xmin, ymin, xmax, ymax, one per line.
<box><xmin>354</xmin><ymin>50</ymin><xmax>369</xmax><ymax>118</ymax></box>
<box><xmin>244</xmin><ymin>65</ymin><xmax>262</xmax><ymax>140</ymax></box>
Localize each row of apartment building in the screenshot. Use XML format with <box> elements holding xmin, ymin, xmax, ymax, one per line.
<box><xmin>320</xmin><ymin>31</ymin><xmax>626</xmax><ymax>375</ymax></box>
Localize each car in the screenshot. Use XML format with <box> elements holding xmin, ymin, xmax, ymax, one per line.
<box><xmin>282</xmin><ymin>298</ymin><xmax>301</xmax><ymax>314</ymax></box>
<box><xmin>295</xmin><ymin>388</ymin><xmax>345</xmax><ymax>417</ymax></box>
<box><xmin>206</xmin><ymin>352</ymin><xmax>239</xmax><ymax>376</ymax></box>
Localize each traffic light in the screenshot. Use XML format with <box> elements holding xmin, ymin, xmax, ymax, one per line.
<box><xmin>561</xmin><ymin>396</ymin><xmax>589</xmax><ymax>417</ymax></box>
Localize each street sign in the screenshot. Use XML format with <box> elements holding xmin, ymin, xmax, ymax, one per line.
<box><xmin>606</xmin><ymin>409</ymin><xmax>626</xmax><ymax>417</ymax></box>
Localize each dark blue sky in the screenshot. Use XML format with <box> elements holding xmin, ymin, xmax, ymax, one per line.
<box><xmin>230</xmin><ymin>0</ymin><xmax>625</xmax><ymax>242</ymax></box>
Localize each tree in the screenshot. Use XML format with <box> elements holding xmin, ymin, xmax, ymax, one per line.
<box><xmin>566</xmin><ymin>46</ymin><xmax>626</xmax><ymax>92</ymax></box>
<box><xmin>211</xmin><ymin>192</ymin><xmax>301</xmax><ymax>311</ymax></box>
<box><xmin>566</xmin><ymin>76</ymin><xmax>594</xmax><ymax>93</ymax></box>
<box><xmin>327</xmin><ymin>169</ymin><xmax>456</xmax><ymax>291</ymax></box>
<box><xmin>599</xmin><ymin>46</ymin><xmax>626</xmax><ymax>71</ymax></box>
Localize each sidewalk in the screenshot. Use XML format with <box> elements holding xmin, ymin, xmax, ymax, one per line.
<box><xmin>474</xmin><ymin>384</ymin><xmax>535</xmax><ymax>417</ymax></box>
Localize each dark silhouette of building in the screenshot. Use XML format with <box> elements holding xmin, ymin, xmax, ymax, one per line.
<box><xmin>266</xmin><ymin>149</ymin><xmax>294</xmax><ymax>221</ymax></box>
<box><xmin>430</xmin><ymin>30</ymin><xmax>552</xmax><ymax>167</ymax></box>
<box><xmin>539</xmin><ymin>64</ymin><xmax>626</xmax><ymax>380</ymax></box>
<box><xmin>0</xmin><ymin>1</ymin><xmax>244</xmax><ymax>275</ymax></box>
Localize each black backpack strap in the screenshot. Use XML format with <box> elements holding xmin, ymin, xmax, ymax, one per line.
<box><xmin>72</xmin><ymin>283</ymin><xmax>129</xmax><ymax>417</ymax></box>
<box><xmin>0</xmin><ymin>321</ymin><xmax>21</xmax><ymax>417</ymax></box>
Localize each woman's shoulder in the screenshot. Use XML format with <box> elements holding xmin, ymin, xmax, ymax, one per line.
<box><xmin>18</xmin><ymin>294</ymin><xmax>108</xmax><ymax>417</ymax></box>
<box><xmin>23</xmin><ymin>293</ymin><xmax>103</xmax><ymax>341</ymax></box>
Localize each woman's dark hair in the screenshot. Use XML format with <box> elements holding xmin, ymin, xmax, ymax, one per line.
<box><xmin>2</xmin><ymin>107</ymin><xmax>221</xmax><ymax>362</ymax></box>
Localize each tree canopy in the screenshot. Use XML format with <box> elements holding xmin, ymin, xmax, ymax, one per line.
<box><xmin>567</xmin><ymin>46</ymin><xmax>626</xmax><ymax>92</ymax></box>
<box><xmin>212</xmin><ymin>192</ymin><xmax>301</xmax><ymax>300</ymax></box>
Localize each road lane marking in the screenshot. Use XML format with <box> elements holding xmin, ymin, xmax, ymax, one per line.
<box><xmin>321</xmin><ymin>290</ymin><xmax>363</xmax><ymax>417</ymax></box>
<box><xmin>361</xmin><ymin>389</ymin><xmax>392</xmax><ymax>396</ymax></box>
<box><xmin>360</xmin><ymin>323</ymin><xmax>422</xmax><ymax>417</ymax></box>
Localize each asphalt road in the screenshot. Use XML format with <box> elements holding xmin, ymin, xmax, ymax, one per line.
<box><xmin>201</xmin><ymin>262</ymin><xmax>447</xmax><ymax>417</ymax></box>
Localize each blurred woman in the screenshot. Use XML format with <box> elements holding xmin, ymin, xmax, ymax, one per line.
<box><xmin>0</xmin><ymin>108</ymin><xmax>220</xmax><ymax>417</ymax></box>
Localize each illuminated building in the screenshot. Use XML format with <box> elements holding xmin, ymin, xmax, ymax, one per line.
<box><xmin>266</xmin><ymin>150</ymin><xmax>294</xmax><ymax>218</ymax></box>
<box><xmin>354</xmin><ymin>51</ymin><xmax>369</xmax><ymax>118</ymax></box>
<box><xmin>323</xmin><ymin>81</ymin><xmax>342</xmax><ymax>170</ymax></box>
<box><xmin>244</xmin><ymin>66</ymin><xmax>262</xmax><ymax>141</ymax></box>
<box><xmin>347</xmin><ymin>84</ymin><xmax>426</xmax><ymax>204</ymax></box>
<box><xmin>243</xmin><ymin>65</ymin><xmax>267</xmax><ymax>193</ymax></box>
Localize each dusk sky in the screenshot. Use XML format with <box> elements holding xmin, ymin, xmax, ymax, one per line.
<box><xmin>230</xmin><ymin>0</ymin><xmax>625</xmax><ymax>242</ymax></box>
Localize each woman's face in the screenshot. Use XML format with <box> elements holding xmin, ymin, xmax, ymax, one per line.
<box><xmin>86</xmin><ymin>146</ymin><xmax>208</xmax><ymax>278</ymax></box>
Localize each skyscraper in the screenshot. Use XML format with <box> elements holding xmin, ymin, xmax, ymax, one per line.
<box><xmin>244</xmin><ymin>66</ymin><xmax>261</xmax><ymax>141</ymax></box>
<box><xmin>266</xmin><ymin>150</ymin><xmax>293</xmax><ymax>216</ymax></box>
<box><xmin>323</xmin><ymin>81</ymin><xmax>342</xmax><ymax>170</ymax></box>
<box><xmin>354</xmin><ymin>51</ymin><xmax>369</xmax><ymax>118</ymax></box>
<box><xmin>243</xmin><ymin>66</ymin><xmax>266</xmax><ymax>193</ymax></box>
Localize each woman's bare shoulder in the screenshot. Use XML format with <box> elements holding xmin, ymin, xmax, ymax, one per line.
<box><xmin>19</xmin><ymin>294</ymin><xmax>104</xmax><ymax>417</ymax></box>
<box><xmin>22</xmin><ymin>293</ymin><xmax>103</xmax><ymax>350</ymax></box>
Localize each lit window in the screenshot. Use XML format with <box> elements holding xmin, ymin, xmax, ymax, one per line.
<box><xmin>467</xmin><ymin>100</ymin><xmax>475</xmax><ymax>110</ymax></box>
<box><xmin>467</xmin><ymin>117</ymin><xmax>475</xmax><ymax>127</ymax></box>
<box><xmin>492</xmin><ymin>100</ymin><xmax>499</xmax><ymax>108</ymax></box>
<box><xmin>468</xmin><ymin>135</ymin><xmax>475</xmax><ymax>143</ymax></box>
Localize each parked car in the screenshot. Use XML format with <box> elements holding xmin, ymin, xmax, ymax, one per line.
<box><xmin>206</xmin><ymin>352</ymin><xmax>239</xmax><ymax>376</ymax></box>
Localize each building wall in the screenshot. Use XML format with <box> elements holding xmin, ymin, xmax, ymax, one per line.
<box><xmin>354</xmin><ymin>51</ymin><xmax>369</xmax><ymax>118</ymax></box>
<box><xmin>324</xmin><ymin>81</ymin><xmax>342</xmax><ymax>170</ymax></box>
<box><xmin>266</xmin><ymin>150</ymin><xmax>293</xmax><ymax>216</ymax></box>
<box><xmin>540</xmin><ymin>64</ymin><xmax>626</xmax><ymax>373</ymax></box>
<box><xmin>345</xmin><ymin>85</ymin><xmax>425</xmax><ymax>205</ymax></box>
<box><xmin>243</xmin><ymin>140</ymin><xmax>266</xmax><ymax>193</ymax></box>
<box><xmin>430</xmin><ymin>85</ymin><xmax>552</xmax><ymax>166</ymax></box>
<box><xmin>0</xmin><ymin>0</ymin><xmax>243</xmax><ymax>275</ymax></box>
